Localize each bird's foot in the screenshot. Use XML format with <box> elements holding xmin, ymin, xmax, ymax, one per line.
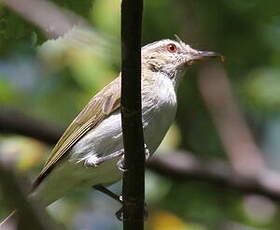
<box><xmin>116</xmin><ymin>207</ymin><xmax>124</xmax><ymax>221</ymax></box>
<box><xmin>144</xmin><ymin>203</ymin><xmax>148</xmax><ymax>220</ymax></box>
<box><xmin>117</xmin><ymin>155</ymin><xmax>127</xmax><ymax>172</ymax></box>
<box><xmin>116</xmin><ymin>144</ymin><xmax>150</xmax><ymax>172</ymax></box>
<box><xmin>115</xmin><ymin>202</ymin><xmax>148</xmax><ymax>221</ymax></box>
<box><xmin>144</xmin><ymin>144</ymin><xmax>151</xmax><ymax>161</ymax></box>
<box><xmin>84</xmin><ymin>156</ymin><xmax>101</xmax><ymax>168</ymax></box>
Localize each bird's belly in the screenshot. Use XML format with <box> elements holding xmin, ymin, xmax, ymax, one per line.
<box><xmin>33</xmin><ymin>157</ymin><xmax>122</xmax><ymax>206</ymax></box>
<box><xmin>69</xmin><ymin>103</ymin><xmax>176</xmax><ymax>163</ymax></box>
<box><xmin>143</xmin><ymin>104</ymin><xmax>177</xmax><ymax>153</ymax></box>
<box><xmin>33</xmin><ymin>107</ymin><xmax>176</xmax><ymax>206</ymax></box>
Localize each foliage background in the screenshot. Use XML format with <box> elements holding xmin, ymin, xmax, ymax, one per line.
<box><xmin>1</xmin><ymin>0</ymin><xmax>280</xmax><ymax>230</ymax></box>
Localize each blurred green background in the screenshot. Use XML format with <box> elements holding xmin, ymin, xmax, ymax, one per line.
<box><xmin>1</xmin><ymin>0</ymin><xmax>280</xmax><ymax>229</ymax></box>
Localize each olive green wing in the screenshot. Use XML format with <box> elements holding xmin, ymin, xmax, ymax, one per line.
<box><xmin>33</xmin><ymin>76</ymin><xmax>121</xmax><ymax>188</ymax></box>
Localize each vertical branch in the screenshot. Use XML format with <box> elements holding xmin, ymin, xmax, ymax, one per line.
<box><xmin>121</xmin><ymin>0</ymin><xmax>145</xmax><ymax>229</ymax></box>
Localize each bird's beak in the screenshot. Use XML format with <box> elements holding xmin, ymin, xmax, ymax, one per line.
<box><xmin>189</xmin><ymin>51</ymin><xmax>224</xmax><ymax>63</ymax></box>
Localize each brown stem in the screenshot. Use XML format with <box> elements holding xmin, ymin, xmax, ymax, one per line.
<box><xmin>120</xmin><ymin>0</ymin><xmax>145</xmax><ymax>229</ymax></box>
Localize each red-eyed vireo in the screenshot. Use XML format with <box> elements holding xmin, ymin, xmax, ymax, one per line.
<box><xmin>1</xmin><ymin>38</ymin><xmax>220</xmax><ymax>225</ymax></box>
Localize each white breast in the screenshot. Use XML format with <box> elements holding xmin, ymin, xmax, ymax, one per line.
<box><xmin>142</xmin><ymin>73</ymin><xmax>177</xmax><ymax>153</ymax></box>
<box><xmin>70</xmin><ymin>72</ymin><xmax>177</xmax><ymax>162</ymax></box>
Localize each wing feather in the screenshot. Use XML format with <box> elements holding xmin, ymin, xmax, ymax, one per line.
<box><xmin>33</xmin><ymin>76</ymin><xmax>121</xmax><ymax>188</ymax></box>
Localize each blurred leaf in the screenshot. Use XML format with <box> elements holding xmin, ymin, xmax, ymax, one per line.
<box><xmin>0</xmin><ymin>76</ymin><xmax>15</xmax><ymax>103</ymax></box>
<box><xmin>145</xmin><ymin>171</ymin><xmax>171</xmax><ymax>203</ymax></box>
<box><xmin>91</xmin><ymin>0</ymin><xmax>121</xmax><ymax>37</ymax></box>
<box><xmin>242</xmin><ymin>68</ymin><xmax>280</xmax><ymax>113</ymax></box>
<box><xmin>0</xmin><ymin>5</ymin><xmax>44</xmax><ymax>55</ymax></box>
<box><xmin>0</xmin><ymin>136</ymin><xmax>47</xmax><ymax>171</ymax></box>
<box><xmin>149</xmin><ymin>210</ymin><xmax>207</xmax><ymax>230</ymax></box>
<box><xmin>158</xmin><ymin>124</ymin><xmax>181</xmax><ymax>151</ymax></box>
<box><xmin>39</xmin><ymin>26</ymin><xmax>118</xmax><ymax>92</ymax></box>
<box><xmin>49</xmin><ymin>0</ymin><xmax>93</xmax><ymax>18</ymax></box>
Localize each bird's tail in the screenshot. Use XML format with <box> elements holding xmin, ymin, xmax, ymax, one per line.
<box><xmin>0</xmin><ymin>210</ymin><xmax>18</xmax><ymax>230</ymax></box>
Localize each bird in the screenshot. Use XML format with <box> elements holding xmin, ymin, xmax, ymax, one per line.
<box><xmin>1</xmin><ymin>37</ymin><xmax>220</xmax><ymax>226</ymax></box>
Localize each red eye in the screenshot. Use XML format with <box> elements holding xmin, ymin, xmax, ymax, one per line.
<box><xmin>167</xmin><ymin>43</ymin><xmax>177</xmax><ymax>53</ymax></box>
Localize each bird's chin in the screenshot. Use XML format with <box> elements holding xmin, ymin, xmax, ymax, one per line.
<box><xmin>185</xmin><ymin>59</ymin><xmax>203</xmax><ymax>65</ymax></box>
<box><xmin>186</xmin><ymin>60</ymin><xmax>196</xmax><ymax>65</ymax></box>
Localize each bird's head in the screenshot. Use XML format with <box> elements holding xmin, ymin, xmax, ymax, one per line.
<box><xmin>142</xmin><ymin>37</ymin><xmax>222</xmax><ymax>82</ymax></box>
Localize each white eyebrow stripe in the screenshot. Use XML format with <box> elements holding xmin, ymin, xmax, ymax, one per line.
<box><xmin>142</xmin><ymin>39</ymin><xmax>191</xmax><ymax>53</ymax></box>
<box><xmin>142</xmin><ymin>39</ymin><xmax>176</xmax><ymax>51</ymax></box>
